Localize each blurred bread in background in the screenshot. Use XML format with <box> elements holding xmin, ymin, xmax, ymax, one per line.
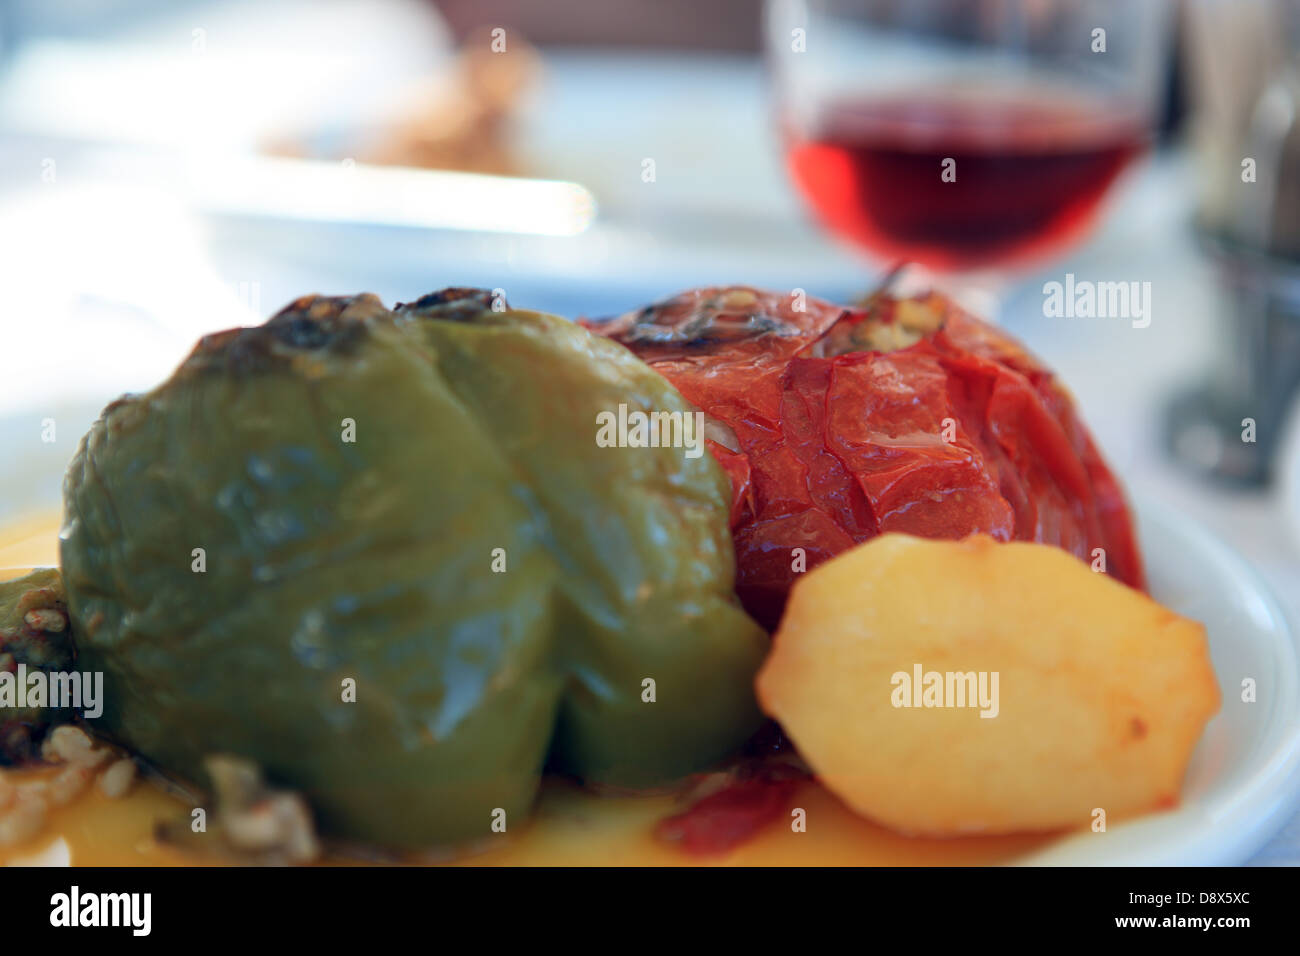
<box><xmin>360</xmin><ymin>30</ymin><xmax>541</xmax><ymax>176</ymax></box>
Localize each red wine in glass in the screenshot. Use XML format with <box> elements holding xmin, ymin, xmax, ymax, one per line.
<box><xmin>785</xmin><ymin>91</ymin><xmax>1148</xmax><ymax>271</ymax></box>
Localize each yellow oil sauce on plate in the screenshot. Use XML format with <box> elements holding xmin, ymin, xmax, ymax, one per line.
<box><xmin>1</xmin><ymin>514</ymin><xmax>1060</xmax><ymax>866</ymax></box>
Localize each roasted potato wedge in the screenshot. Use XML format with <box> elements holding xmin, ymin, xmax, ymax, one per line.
<box><xmin>756</xmin><ymin>534</ymin><xmax>1220</xmax><ymax>835</ymax></box>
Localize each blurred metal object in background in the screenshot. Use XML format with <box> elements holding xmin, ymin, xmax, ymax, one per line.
<box><xmin>1168</xmin><ymin>0</ymin><xmax>1300</xmax><ymax>485</ymax></box>
<box><xmin>1168</xmin><ymin>235</ymin><xmax>1300</xmax><ymax>484</ymax></box>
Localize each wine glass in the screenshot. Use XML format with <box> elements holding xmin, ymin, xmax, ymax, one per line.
<box><xmin>765</xmin><ymin>0</ymin><xmax>1172</xmax><ymax>304</ymax></box>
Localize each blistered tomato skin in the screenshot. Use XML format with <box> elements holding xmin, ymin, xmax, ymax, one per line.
<box><xmin>589</xmin><ymin>287</ymin><xmax>1144</xmax><ymax>630</ymax></box>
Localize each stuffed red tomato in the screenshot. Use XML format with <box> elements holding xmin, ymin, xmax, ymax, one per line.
<box><xmin>590</xmin><ymin>287</ymin><xmax>1144</xmax><ymax>630</ymax></box>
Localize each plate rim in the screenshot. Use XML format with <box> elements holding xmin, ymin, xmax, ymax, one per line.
<box><xmin>1015</xmin><ymin>496</ymin><xmax>1300</xmax><ymax>866</ymax></box>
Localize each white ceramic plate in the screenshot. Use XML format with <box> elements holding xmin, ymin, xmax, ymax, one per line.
<box><xmin>1020</xmin><ymin>498</ymin><xmax>1300</xmax><ymax>865</ymax></box>
<box><xmin>1</xmin><ymin>415</ymin><xmax>1297</xmax><ymax>865</ymax></box>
